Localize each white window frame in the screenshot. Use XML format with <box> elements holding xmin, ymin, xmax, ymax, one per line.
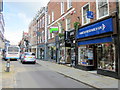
<box><xmin>67</xmin><ymin>0</ymin><xmax>72</xmax><ymax>10</ymax></box>
<box><xmin>81</xmin><ymin>3</ymin><xmax>90</xmax><ymax>25</ymax></box>
<box><xmin>66</xmin><ymin>18</ymin><xmax>71</xmax><ymax>31</ymax></box>
<box><xmin>48</xmin><ymin>29</ymin><xmax>50</xmax><ymax>39</ymax></box>
<box><xmin>52</xmin><ymin>11</ymin><xmax>54</xmax><ymax>22</ymax></box>
<box><xmin>58</xmin><ymin>22</ymin><xmax>62</xmax><ymax>33</ymax></box>
<box><xmin>41</xmin><ymin>17</ymin><xmax>44</xmax><ymax>28</ymax></box>
<box><xmin>42</xmin><ymin>17</ymin><xmax>44</xmax><ymax>27</ymax></box>
<box><xmin>42</xmin><ymin>31</ymin><xmax>44</xmax><ymax>42</ymax></box>
<box><xmin>40</xmin><ymin>36</ymin><xmax>41</xmax><ymax>43</ymax></box>
<box><xmin>61</xmin><ymin>2</ymin><xmax>65</xmax><ymax>15</ymax></box>
<box><xmin>38</xmin><ymin>20</ymin><xmax>40</xmax><ymax>29</ymax></box>
<box><xmin>48</xmin><ymin>14</ymin><xmax>50</xmax><ymax>24</ymax></box>
<box><xmin>38</xmin><ymin>36</ymin><xmax>39</xmax><ymax>43</ymax></box>
<box><xmin>96</xmin><ymin>0</ymin><xmax>109</xmax><ymax>20</ymax></box>
<box><xmin>40</xmin><ymin>19</ymin><xmax>41</xmax><ymax>28</ymax></box>
<box><xmin>52</xmin><ymin>33</ymin><xmax>54</xmax><ymax>38</ymax></box>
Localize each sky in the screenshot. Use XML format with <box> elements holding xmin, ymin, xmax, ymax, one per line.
<box><xmin>3</xmin><ymin>0</ymin><xmax>49</xmax><ymax>45</ymax></box>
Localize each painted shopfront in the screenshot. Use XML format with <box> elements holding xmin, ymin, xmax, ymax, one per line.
<box><xmin>76</xmin><ymin>17</ymin><xmax>119</xmax><ymax>78</ymax></box>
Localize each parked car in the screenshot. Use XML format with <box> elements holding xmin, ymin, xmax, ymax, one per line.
<box><xmin>20</xmin><ymin>52</ymin><xmax>36</xmax><ymax>64</ymax></box>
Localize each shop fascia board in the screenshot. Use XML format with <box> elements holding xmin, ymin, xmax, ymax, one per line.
<box><xmin>47</xmin><ymin>8</ymin><xmax>75</xmax><ymax>28</ymax></box>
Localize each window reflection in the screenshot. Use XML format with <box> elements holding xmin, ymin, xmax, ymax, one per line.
<box><xmin>97</xmin><ymin>43</ymin><xmax>115</xmax><ymax>71</ymax></box>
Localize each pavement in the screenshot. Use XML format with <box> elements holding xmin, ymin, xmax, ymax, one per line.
<box><xmin>0</xmin><ymin>55</ymin><xmax>15</xmax><ymax>88</ymax></box>
<box><xmin>36</xmin><ymin>59</ymin><xmax>119</xmax><ymax>89</ymax></box>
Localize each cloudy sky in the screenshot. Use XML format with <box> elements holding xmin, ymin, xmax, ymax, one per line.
<box><xmin>3</xmin><ymin>0</ymin><xmax>49</xmax><ymax>45</ymax></box>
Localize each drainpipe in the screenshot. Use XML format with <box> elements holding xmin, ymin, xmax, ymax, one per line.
<box><xmin>36</xmin><ymin>20</ymin><xmax>38</xmax><ymax>59</ymax></box>
<box><xmin>44</xmin><ymin>6</ymin><xmax>48</xmax><ymax>61</ymax></box>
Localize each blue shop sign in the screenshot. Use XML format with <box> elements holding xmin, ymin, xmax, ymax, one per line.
<box><xmin>87</xmin><ymin>11</ymin><xmax>94</xmax><ymax>19</ymax></box>
<box><xmin>78</xmin><ymin>37</ymin><xmax>112</xmax><ymax>46</ymax></box>
<box><xmin>76</xmin><ymin>18</ymin><xmax>113</xmax><ymax>39</ymax></box>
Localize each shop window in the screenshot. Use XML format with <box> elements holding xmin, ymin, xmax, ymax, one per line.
<box><xmin>60</xmin><ymin>47</ymin><xmax>65</xmax><ymax>63</ymax></box>
<box><xmin>97</xmin><ymin>43</ymin><xmax>115</xmax><ymax>71</ymax></box>
<box><xmin>96</xmin><ymin>0</ymin><xmax>109</xmax><ymax>19</ymax></box>
<box><xmin>71</xmin><ymin>47</ymin><xmax>75</xmax><ymax>61</ymax></box>
<box><xmin>65</xmin><ymin>47</ymin><xmax>71</xmax><ymax>63</ymax></box>
<box><xmin>78</xmin><ymin>45</ymin><xmax>94</xmax><ymax>66</ymax></box>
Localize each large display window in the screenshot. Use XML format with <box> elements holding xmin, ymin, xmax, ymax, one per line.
<box><xmin>59</xmin><ymin>47</ymin><xmax>66</xmax><ymax>63</ymax></box>
<box><xmin>59</xmin><ymin>46</ymin><xmax>71</xmax><ymax>64</ymax></box>
<box><xmin>78</xmin><ymin>45</ymin><xmax>94</xmax><ymax>66</ymax></box>
<box><xmin>97</xmin><ymin>43</ymin><xmax>116</xmax><ymax>71</ymax></box>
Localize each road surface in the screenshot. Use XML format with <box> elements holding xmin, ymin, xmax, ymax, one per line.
<box><xmin>4</xmin><ymin>60</ymin><xmax>97</xmax><ymax>89</ymax></box>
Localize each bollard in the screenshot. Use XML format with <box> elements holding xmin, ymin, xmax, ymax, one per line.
<box><xmin>6</xmin><ymin>59</ymin><xmax>10</xmax><ymax>72</ymax></box>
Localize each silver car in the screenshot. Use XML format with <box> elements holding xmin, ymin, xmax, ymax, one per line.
<box><xmin>21</xmin><ymin>52</ymin><xmax>36</xmax><ymax>64</ymax></box>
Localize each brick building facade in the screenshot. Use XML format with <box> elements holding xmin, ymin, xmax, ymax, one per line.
<box><xmin>27</xmin><ymin>0</ymin><xmax>120</xmax><ymax>79</ymax></box>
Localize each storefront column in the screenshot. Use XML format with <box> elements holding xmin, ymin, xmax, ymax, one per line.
<box><xmin>55</xmin><ymin>36</ymin><xmax>60</xmax><ymax>63</ymax></box>
<box><xmin>116</xmin><ymin>0</ymin><xmax>120</xmax><ymax>79</ymax></box>
<box><xmin>117</xmin><ymin>1</ymin><xmax>120</xmax><ymax>79</ymax></box>
<box><xmin>36</xmin><ymin>47</ymin><xmax>38</xmax><ymax>59</ymax></box>
<box><xmin>44</xmin><ymin>44</ymin><xmax>48</xmax><ymax>61</ymax></box>
<box><xmin>119</xmin><ymin>2</ymin><xmax>120</xmax><ymax>79</ymax></box>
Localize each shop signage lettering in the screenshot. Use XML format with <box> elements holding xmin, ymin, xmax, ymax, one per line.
<box><xmin>76</xmin><ymin>18</ymin><xmax>113</xmax><ymax>39</ymax></box>
<box><xmin>79</xmin><ymin>24</ymin><xmax>106</xmax><ymax>35</ymax></box>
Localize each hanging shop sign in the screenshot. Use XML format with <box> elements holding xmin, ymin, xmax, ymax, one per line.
<box><xmin>50</xmin><ymin>26</ymin><xmax>58</xmax><ymax>33</ymax></box>
<box><xmin>87</xmin><ymin>11</ymin><xmax>94</xmax><ymax>19</ymax></box>
<box><xmin>70</xmin><ymin>30</ymin><xmax>75</xmax><ymax>36</ymax></box>
<box><xmin>76</xmin><ymin>18</ymin><xmax>113</xmax><ymax>39</ymax></box>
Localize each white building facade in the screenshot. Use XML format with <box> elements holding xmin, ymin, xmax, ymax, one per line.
<box><xmin>0</xmin><ymin>13</ymin><xmax>5</xmax><ymax>50</ymax></box>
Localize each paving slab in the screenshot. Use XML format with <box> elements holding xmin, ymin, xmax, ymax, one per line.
<box><xmin>1</xmin><ymin>59</ymin><xmax>15</xmax><ymax>88</ymax></box>
<box><xmin>37</xmin><ymin>60</ymin><xmax>119</xmax><ymax>89</ymax></box>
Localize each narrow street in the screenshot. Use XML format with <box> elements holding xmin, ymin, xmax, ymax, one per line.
<box><xmin>1</xmin><ymin>1</ymin><xmax>120</xmax><ymax>90</ymax></box>
<box><xmin>3</xmin><ymin>60</ymin><xmax>94</xmax><ymax>88</ymax></box>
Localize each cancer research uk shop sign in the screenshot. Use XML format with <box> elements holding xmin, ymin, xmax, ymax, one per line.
<box><xmin>76</xmin><ymin>18</ymin><xmax>113</xmax><ymax>39</ymax></box>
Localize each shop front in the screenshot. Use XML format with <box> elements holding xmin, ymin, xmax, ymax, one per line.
<box><xmin>59</xmin><ymin>39</ymin><xmax>71</xmax><ymax>64</ymax></box>
<box><xmin>76</xmin><ymin>17</ymin><xmax>119</xmax><ymax>78</ymax></box>
<box><xmin>31</xmin><ymin>45</ymin><xmax>37</xmax><ymax>57</ymax></box>
<box><xmin>47</xmin><ymin>42</ymin><xmax>56</xmax><ymax>61</ymax></box>
<box><xmin>65</xmin><ymin>30</ymin><xmax>76</xmax><ymax>66</ymax></box>
<box><xmin>38</xmin><ymin>44</ymin><xmax>45</xmax><ymax>60</ymax></box>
